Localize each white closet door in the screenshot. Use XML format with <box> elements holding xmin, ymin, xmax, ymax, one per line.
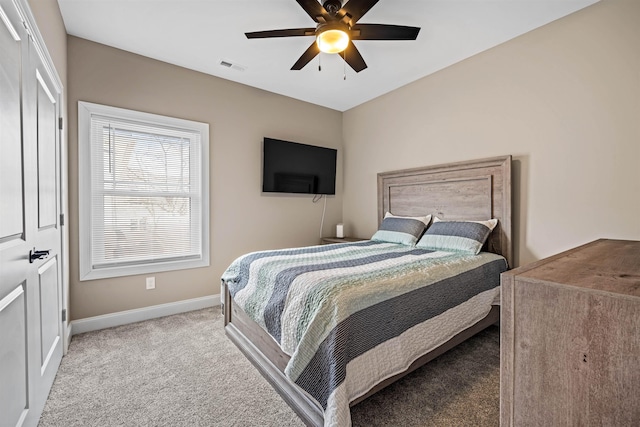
<box><xmin>0</xmin><ymin>0</ymin><xmax>63</xmax><ymax>426</ymax></box>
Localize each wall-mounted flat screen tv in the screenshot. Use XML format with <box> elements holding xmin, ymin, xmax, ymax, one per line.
<box><xmin>262</xmin><ymin>137</ymin><xmax>337</xmax><ymax>195</ymax></box>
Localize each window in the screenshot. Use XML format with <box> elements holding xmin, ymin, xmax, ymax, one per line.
<box><xmin>78</xmin><ymin>101</ymin><xmax>209</xmax><ymax>280</ymax></box>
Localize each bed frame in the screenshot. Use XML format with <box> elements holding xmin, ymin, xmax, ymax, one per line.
<box><xmin>223</xmin><ymin>155</ymin><xmax>512</xmax><ymax>426</ymax></box>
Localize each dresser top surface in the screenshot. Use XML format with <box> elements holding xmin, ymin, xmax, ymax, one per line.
<box><xmin>511</xmin><ymin>239</ymin><xmax>640</xmax><ymax>298</ymax></box>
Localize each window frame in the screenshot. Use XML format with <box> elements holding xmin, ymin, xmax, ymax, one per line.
<box><xmin>78</xmin><ymin>101</ymin><xmax>210</xmax><ymax>280</ymax></box>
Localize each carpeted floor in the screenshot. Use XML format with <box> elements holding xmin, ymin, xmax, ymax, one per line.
<box><xmin>39</xmin><ymin>308</ymin><xmax>500</xmax><ymax>426</ymax></box>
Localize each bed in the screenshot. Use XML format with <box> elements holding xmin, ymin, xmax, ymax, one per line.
<box><xmin>222</xmin><ymin>155</ymin><xmax>512</xmax><ymax>426</ymax></box>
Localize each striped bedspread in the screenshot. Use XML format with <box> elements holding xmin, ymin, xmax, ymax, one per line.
<box><xmin>221</xmin><ymin>240</ymin><xmax>507</xmax><ymax>426</ymax></box>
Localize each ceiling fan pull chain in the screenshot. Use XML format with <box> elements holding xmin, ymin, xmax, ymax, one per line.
<box><xmin>343</xmin><ymin>51</ymin><xmax>347</xmax><ymax>80</ymax></box>
<box><xmin>319</xmin><ymin>54</ymin><xmax>322</xmax><ymax>72</ymax></box>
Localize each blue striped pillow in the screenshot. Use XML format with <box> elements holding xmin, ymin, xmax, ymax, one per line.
<box><xmin>416</xmin><ymin>218</ymin><xmax>498</xmax><ymax>254</ymax></box>
<box><xmin>371</xmin><ymin>213</ymin><xmax>431</xmax><ymax>246</ymax></box>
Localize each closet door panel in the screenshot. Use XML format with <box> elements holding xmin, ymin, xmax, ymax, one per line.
<box><xmin>0</xmin><ymin>1</ymin><xmax>24</xmax><ymax>240</ymax></box>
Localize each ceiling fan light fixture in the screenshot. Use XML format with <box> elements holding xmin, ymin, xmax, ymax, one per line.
<box><xmin>316</xmin><ymin>28</ymin><xmax>349</xmax><ymax>54</ymax></box>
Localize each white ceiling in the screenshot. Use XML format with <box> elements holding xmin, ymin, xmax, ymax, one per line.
<box><xmin>57</xmin><ymin>0</ymin><xmax>599</xmax><ymax>112</ymax></box>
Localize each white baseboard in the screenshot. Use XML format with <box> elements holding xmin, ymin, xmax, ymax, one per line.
<box><xmin>70</xmin><ymin>294</ymin><xmax>220</xmax><ymax>336</ymax></box>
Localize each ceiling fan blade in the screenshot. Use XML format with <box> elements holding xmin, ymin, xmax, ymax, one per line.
<box><xmin>351</xmin><ymin>24</ymin><xmax>420</xmax><ymax>40</ymax></box>
<box><xmin>296</xmin><ymin>0</ymin><xmax>330</xmax><ymax>23</ymax></box>
<box><xmin>340</xmin><ymin>0</ymin><xmax>380</xmax><ymax>25</ymax></box>
<box><xmin>245</xmin><ymin>28</ymin><xmax>316</xmax><ymax>39</ymax></box>
<box><xmin>291</xmin><ymin>42</ymin><xmax>321</xmax><ymax>70</ymax></box>
<box><xmin>340</xmin><ymin>41</ymin><xmax>368</xmax><ymax>73</ymax></box>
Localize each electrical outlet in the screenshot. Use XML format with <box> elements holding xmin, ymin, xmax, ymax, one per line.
<box><xmin>145</xmin><ymin>277</ymin><xmax>155</xmax><ymax>290</ymax></box>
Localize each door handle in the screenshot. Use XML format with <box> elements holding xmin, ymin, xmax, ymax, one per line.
<box><xmin>29</xmin><ymin>248</ymin><xmax>50</xmax><ymax>263</ymax></box>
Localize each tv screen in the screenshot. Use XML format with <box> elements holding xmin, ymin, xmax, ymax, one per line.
<box><xmin>262</xmin><ymin>138</ymin><xmax>337</xmax><ymax>195</ymax></box>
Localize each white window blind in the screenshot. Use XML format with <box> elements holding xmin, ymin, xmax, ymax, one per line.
<box><xmin>78</xmin><ymin>102</ymin><xmax>209</xmax><ymax>280</ymax></box>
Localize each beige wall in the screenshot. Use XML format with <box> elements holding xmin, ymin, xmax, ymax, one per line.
<box><xmin>343</xmin><ymin>0</ymin><xmax>640</xmax><ymax>267</ymax></box>
<box><xmin>67</xmin><ymin>37</ymin><xmax>343</xmax><ymax>320</ymax></box>
<box><xmin>38</xmin><ymin>0</ymin><xmax>640</xmax><ymax>320</ymax></box>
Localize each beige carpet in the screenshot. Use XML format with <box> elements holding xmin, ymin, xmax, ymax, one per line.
<box><xmin>39</xmin><ymin>308</ymin><xmax>499</xmax><ymax>426</ymax></box>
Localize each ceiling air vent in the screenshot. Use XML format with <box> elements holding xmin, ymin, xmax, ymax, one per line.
<box><xmin>219</xmin><ymin>59</ymin><xmax>246</xmax><ymax>72</ymax></box>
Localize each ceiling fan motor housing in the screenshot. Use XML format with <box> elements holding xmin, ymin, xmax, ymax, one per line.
<box><xmin>316</xmin><ymin>21</ymin><xmax>349</xmax><ymax>37</ymax></box>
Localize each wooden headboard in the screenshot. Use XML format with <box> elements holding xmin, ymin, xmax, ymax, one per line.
<box><xmin>377</xmin><ymin>155</ymin><xmax>512</xmax><ymax>267</ymax></box>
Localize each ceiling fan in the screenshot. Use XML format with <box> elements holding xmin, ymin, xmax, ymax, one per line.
<box><xmin>245</xmin><ymin>0</ymin><xmax>420</xmax><ymax>73</ymax></box>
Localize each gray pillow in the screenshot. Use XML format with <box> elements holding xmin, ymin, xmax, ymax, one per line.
<box><xmin>416</xmin><ymin>218</ymin><xmax>498</xmax><ymax>254</ymax></box>
<box><xmin>371</xmin><ymin>213</ymin><xmax>431</xmax><ymax>246</ymax></box>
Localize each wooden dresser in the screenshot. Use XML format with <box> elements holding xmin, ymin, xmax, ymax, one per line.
<box><xmin>500</xmin><ymin>239</ymin><xmax>640</xmax><ymax>426</ymax></box>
